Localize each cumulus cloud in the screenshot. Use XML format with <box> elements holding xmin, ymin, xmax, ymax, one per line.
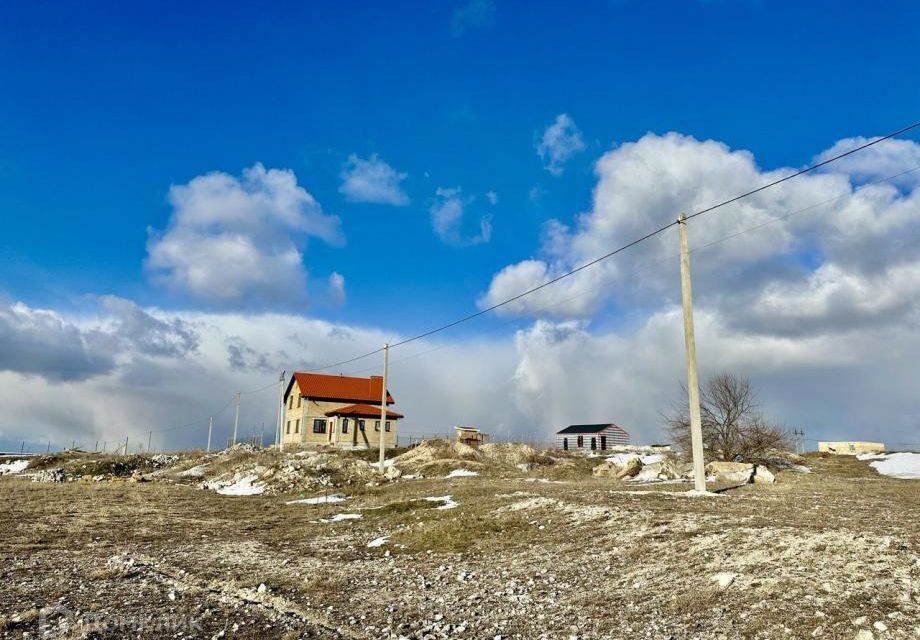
<box><xmin>484</xmin><ymin>132</ymin><xmax>920</xmax><ymax>329</ymax></box>
<box><xmin>536</xmin><ymin>114</ymin><xmax>586</xmax><ymax>176</ymax></box>
<box><xmin>327</xmin><ymin>272</ymin><xmax>346</xmax><ymax>307</ymax></box>
<box><xmin>0</xmin><ymin>300</ymin><xmax>116</xmax><ymax>382</ymax></box>
<box><xmin>146</xmin><ymin>163</ymin><xmax>342</xmax><ymax>306</ymax></box>
<box><xmin>339</xmin><ymin>154</ymin><xmax>410</xmax><ymax>205</ymax></box>
<box><xmin>430</xmin><ymin>187</ymin><xmax>493</xmax><ymax>246</ymax></box>
<box><xmin>0</xmin><ymin>296</ymin><xmax>199</xmax><ymax>383</ymax></box>
<box><xmin>474</xmin><ymin>130</ymin><xmax>920</xmax><ymax>447</ymax></box>
<box><xmin>451</xmin><ymin>0</ymin><xmax>496</xmax><ymax>37</ymax></box>
<box><xmin>486</xmin><ymin>190</ymin><xmax>499</xmax><ymax>205</ymax></box>
<box><xmin>6</xmin><ymin>132</ymin><xmax>920</xmax><ymax>453</ymax></box>
<box><xmin>815</xmin><ymin>137</ymin><xmax>920</xmax><ymax>188</ymax></box>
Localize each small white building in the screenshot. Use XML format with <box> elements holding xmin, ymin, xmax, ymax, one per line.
<box><xmin>556</xmin><ymin>423</ymin><xmax>630</xmax><ymax>452</ymax></box>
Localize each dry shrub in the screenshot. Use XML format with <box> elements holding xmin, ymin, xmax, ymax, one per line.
<box><xmin>665</xmin><ymin>372</ymin><xmax>791</xmax><ymax>462</ymax></box>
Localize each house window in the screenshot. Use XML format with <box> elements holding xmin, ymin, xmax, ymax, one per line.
<box><xmin>297</xmin><ymin>395</ymin><xmax>302</xmax><ymax>408</ymax></box>
<box><xmin>295</xmin><ymin>419</ymin><xmax>300</xmax><ymax>434</ymax></box>
<box><xmin>385</xmin><ymin>421</ymin><xmax>391</xmax><ymax>432</ymax></box>
<box><xmin>562</xmin><ymin>437</ymin><xmax>568</xmax><ymax>451</ymax></box>
<box><xmin>600</xmin><ymin>435</ymin><xmax>607</xmax><ymax>450</ymax></box>
<box><xmin>313</xmin><ymin>419</ymin><xmax>327</xmax><ymax>434</ymax></box>
<box><xmin>342</xmin><ymin>418</ymin><xmax>348</xmax><ymax>434</ymax></box>
<box><xmin>288</xmin><ymin>395</ymin><xmax>293</xmax><ymax>410</ymax></box>
<box><xmin>577</xmin><ymin>435</ymin><xmax>583</xmax><ymax>448</ymax></box>
<box><xmin>374</xmin><ymin>420</ymin><xmax>380</xmax><ymax>432</ymax></box>
<box><xmin>286</xmin><ymin>420</ymin><xmax>291</xmax><ymax>434</ymax></box>
<box><xmin>590</xmin><ymin>437</ymin><xmax>597</xmax><ymax>450</ymax></box>
<box><xmin>359</xmin><ymin>420</ymin><xmax>365</xmax><ymax>431</ymax></box>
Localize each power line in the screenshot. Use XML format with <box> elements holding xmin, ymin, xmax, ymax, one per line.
<box><xmin>684</xmin><ymin>121</ymin><xmax>920</xmax><ymax>222</ymax></box>
<box><xmin>304</xmin><ymin>121</ymin><xmax>920</xmax><ymax>373</ymax></box>
<box><xmin>339</xmin><ymin>163</ymin><xmax>920</xmax><ymax>378</ymax></box>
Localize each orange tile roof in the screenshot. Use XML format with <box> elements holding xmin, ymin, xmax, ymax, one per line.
<box><xmin>324</xmin><ymin>403</ymin><xmax>404</xmax><ymax>419</ymax></box>
<box><xmin>288</xmin><ymin>372</ymin><xmax>394</xmax><ymax>404</ymax></box>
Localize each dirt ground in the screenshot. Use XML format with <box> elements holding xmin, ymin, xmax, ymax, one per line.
<box><xmin>1</xmin><ymin>453</ymin><xmax>917</xmax><ymax>640</ymax></box>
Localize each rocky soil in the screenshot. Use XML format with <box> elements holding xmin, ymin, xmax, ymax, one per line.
<box><xmin>1</xmin><ymin>451</ymin><xmax>917</xmax><ymax>639</ymax></box>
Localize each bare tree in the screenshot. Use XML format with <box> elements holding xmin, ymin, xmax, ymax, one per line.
<box><xmin>665</xmin><ymin>372</ymin><xmax>790</xmax><ymax>462</ymax></box>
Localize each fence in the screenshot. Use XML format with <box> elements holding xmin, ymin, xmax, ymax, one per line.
<box><xmin>9</xmin><ymin>430</ymin><xmax>559</xmax><ymax>457</ymax></box>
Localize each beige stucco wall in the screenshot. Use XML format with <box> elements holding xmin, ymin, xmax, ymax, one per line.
<box><xmin>818</xmin><ymin>441</ymin><xmax>885</xmax><ymax>455</ymax></box>
<box><xmin>282</xmin><ymin>379</ymin><xmax>398</xmax><ymax>449</ymax></box>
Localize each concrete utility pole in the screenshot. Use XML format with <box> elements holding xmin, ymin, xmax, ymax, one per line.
<box><xmin>678</xmin><ymin>213</ymin><xmax>707</xmax><ymax>492</ymax></box>
<box><xmin>206</xmin><ymin>417</ymin><xmax>213</xmax><ymax>453</ymax></box>
<box><xmin>231</xmin><ymin>392</ymin><xmax>241</xmax><ymax>447</ymax></box>
<box><xmin>124</xmin><ymin>436</ymin><xmax>129</xmax><ymax>456</ymax></box>
<box><xmin>147</xmin><ymin>431</ymin><xmax>152</xmax><ymax>453</ymax></box>
<box><xmin>378</xmin><ymin>343</ymin><xmax>389</xmax><ymax>474</ymax></box>
<box><xmin>276</xmin><ymin>371</ymin><xmax>286</xmax><ymax>453</ymax></box>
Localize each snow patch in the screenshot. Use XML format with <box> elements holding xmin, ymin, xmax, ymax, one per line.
<box><xmin>0</xmin><ymin>460</ymin><xmax>29</xmax><ymax>475</ymax></box>
<box><xmin>367</xmin><ymin>536</ymin><xmax>389</xmax><ymax>548</ymax></box>
<box><xmin>445</xmin><ymin>468</ymin><xmax>479</xmax><ymax>478</ymax></box>
<box><xmin>179</xmin><ymin>464</ymin><xmax>209</xmax><ymax>478</ymax></box>
<box><xmin>286</xmin><ymin>493</ymin><xmax>347</xmax><ymax>505</ymax></box>
<box><xmin>215</xmin><ymin>475</ymin><xmax>265</xmax><ymax>496</ymax></box>
<box><xmin>606</xmin><ymin>453</ymin><xmax>665</xmax><ymax>466</ymax></box>
<box><xmin>319</xmin><ymin>513</ymin><xmax>362</xmax><ymax>523</ymax></box>
<box><xmin>424</xmin><ymin>495</ymin><xmax>459</xmax><ymax>510</ymax></box>
<box><xmin>868</xmin><ymin>452</ymin><xmax>920</xmax><ymax>479</ymax></box>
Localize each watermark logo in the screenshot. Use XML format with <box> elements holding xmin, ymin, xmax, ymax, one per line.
<box><xmin>35</xmin><ymin>603</ymin><xmax>202</xmax><ymax>636</ymax></box>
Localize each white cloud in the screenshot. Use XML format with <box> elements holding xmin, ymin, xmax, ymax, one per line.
<box><xmin>486</xmin><ymin>190</ymin><xmax>499</xmax><ymax>205</ymax></box>
<box><xmin>7</xmin><ymin>132</ymin><xmax>920</xmax><ymax>454</ymax></box>
<box><xmin>430</xmin><ymin>187</ymin><xmax>492</xmax><ymax>246</ymax></box>
<box><xmin>815</xmin><ymin>137</ymin><xmax>920</xmax><ymax>189</ymax></box>
<box><xmin>536</xmin><ymin>114</ymin><xmax>586</xmax><ymax>176</ymax></box>
<box><xmin>2</xmin><ymin>289</ymin><xmax>920</xmax><ymax>451</ymax></box>
<box><xmin>146</xmin><ymin>163</ymin><xmax>342</xmax><ymax>306</ymax></box>
<box><xmin>451</xmin><ymin>0</ymin><xmax>496</xmax><ymax>37</ymax></box>
<box><xmin>484</xmin><ymin>131</ymin><xmax>920</xmax><ymax>326</ymax></box>
<box><xmin>339</xmin><ymin>154</ymin><xmax>410</xmax><ymax>206</ymax></box>
<box><xmin>328</xmin><ymin>272</ymin><xmax>346</xmax><ymax>307</ymax></box>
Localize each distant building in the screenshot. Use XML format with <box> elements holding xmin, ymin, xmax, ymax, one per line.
<box><xmin>818</xmin><ymin>441</ymin><xmax>884</xmax><ymax>456</ymax></box>
<box><xmin>282</xmin><ymin>372</ymin><xmax>403</xmax><ymax>449</ymax></box>
<box><xmin>454</xmin><ymin>426</ymin><xmax>486</xmax><ymax>446</ymax></box>
<box><xmin>556</xmin><ymin>423</ymin><xmax>630</xmax><ymax>452</ymax></box>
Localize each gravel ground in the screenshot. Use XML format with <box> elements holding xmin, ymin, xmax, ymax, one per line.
<box><xmin>1</xmin><ymin>454</ymin><xmax>918</xmax><ymax>639</ymax></box>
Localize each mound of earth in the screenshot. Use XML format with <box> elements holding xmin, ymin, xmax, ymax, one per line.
<box><xmin>393</xmin><ymin>439</ymin><xmax>551</xmax><ymax>476</ymax></box>
<box><xmin>183</xmin><ymin>448</ymin><xmax>380</xmax><ymax>495</ymax></box>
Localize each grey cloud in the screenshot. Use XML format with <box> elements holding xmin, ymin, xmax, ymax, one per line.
<box><xmin>0</xmin><ymin>301</ymin><xmax>116</xmax><ymax>382</ymax></box>
<box><xmin>98</xmin><ymin>295</ymin><xmax>200</xmax><ymax>358</ymax></box>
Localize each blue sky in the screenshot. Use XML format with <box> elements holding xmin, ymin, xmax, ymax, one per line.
<box><xmin>3</xmin><ymin>0</ymin><xmax>917</xmax><ymax>330</ymax></box>
<box><xmin>1</xmin><ymin>1</ymin><xmax>919</xmax><ymax>450</ymax></box>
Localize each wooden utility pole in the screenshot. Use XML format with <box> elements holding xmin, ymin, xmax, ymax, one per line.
<box><xmin>678</xmin><ymin>213</ymin><xmax>707</xmax><ymax>492</ymax></box>
<box><xmin>206</xmin><ymin>416</ymin><xmax>213</xmax><ymax>453</ymax></box>
<box><xmin>124</xmin><ymin>436</ymin><xmax>129</xmax><ymax>456</ymax></box>
<box><xmin>378</xmin><ymin>343</ymin><xmax>389</xmax><ymax>474</ymax></box>
<box><xmin>231</xmin><ymin>392</ymin><xmax>241</xmax><ymax>447</ymax></box>
<box><xmin>276</xmin><ymin>371</ymin><xmax>286</xmax><ymax>453</ymax></box>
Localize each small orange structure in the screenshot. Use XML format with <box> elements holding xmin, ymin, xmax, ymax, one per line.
<box><xmin>454</xmin><ymin>426</ymin><xmax>486</xmax><ymax>446</ymax></box>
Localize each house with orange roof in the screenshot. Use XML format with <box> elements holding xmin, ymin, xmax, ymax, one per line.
<box><xmin>282</xmin><ymin>372</ymin><xmax>403</xmax><ymax>449</ymax></box>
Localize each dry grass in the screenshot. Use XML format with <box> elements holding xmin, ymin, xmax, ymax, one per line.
<box><xmin>2</xmin><ymin>454</ymin><xmax>918</xmax><ymax>639</ymax></box>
